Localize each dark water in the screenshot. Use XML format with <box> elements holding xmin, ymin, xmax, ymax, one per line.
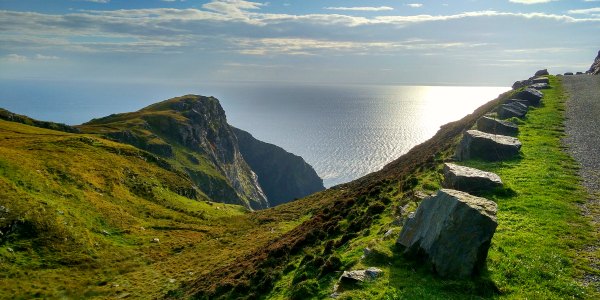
<box><xmin>0</xmin><ymin>79</ymin><xmax>507</xmax><ymax>187</ymax></box>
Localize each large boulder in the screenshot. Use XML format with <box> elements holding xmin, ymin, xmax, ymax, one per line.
<box><xmin>477</xmin><ymin>116</ymin><xmax>518</xmax><ymax>136</ymax></box>
<box><xmin>397</xmin><ymin>189</ymin><xmax>498</xmax><ymax>278</ymax></box>
<box><xmin>514</xmin><ymin>88</ymin><xmax>543</xmax><ymax>106</ymax></box>
<box><xmin>512</xmin><ymin>80</ymin><xmax>531</xmax><ymax>90</ymax></box>
<box><xmin>456</xmin><ymin>130</ymin><xmax>521</xmax><ymax>161</ymax></box>
<box><xmin>443</xmin><ymin>163</ymin><xmax>502</xmax><ymax>193</ymax></box>
<box><xmin>507</xmin><ymin>98</ymin><xmax>533</xmax><ymax>107</ymax></box>
<box><xmin>534</xmin><ymin>69</ymin><xmax>549</xmax><ymax>76</ymax></box>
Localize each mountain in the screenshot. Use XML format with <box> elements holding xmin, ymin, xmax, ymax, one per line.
<box><xmin>232</xmin><ymin>127</ymin><xmax>324</xmax><ymax>206</ymax></box>
<box><xmin>78</xmin><ymin>95</ymin><xmax>323</xmax><ymax>209</ymax></box>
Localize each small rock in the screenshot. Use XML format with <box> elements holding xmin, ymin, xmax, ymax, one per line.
<box><xmin>361</xmin><ymin>247</ymin><xmax>372</xmax><ymax>259</ymax></box>
<box><xmin>576</xmin><ymin>71</ymin><xmax>584</xmax><ymax>75</ymax></box>
<box><xmin>101</xmin><ymin>230</ymin><xmax>110</xmax><ymax>236</ymax></box>
<box><xmin>152</xmin><ymin>238</ymin><xmax>160</xmax><ymax>243</ymax></box>
<box><xmin>383</xmin><ymin>229</ymin><xmax>396</xmax><ymax>240</ymax></box>
<box><xmin>168</xmin><ymin>278</ymin><xmax>176</xmax><ymax>283</ymax></box>
<box><xmin>564</xmin><ymin>72</ymin><xmax>574</xmax><ymax>76</ymax></box>
<box><xmin>7</xmin><ymin>247</ymin><xmax>14</xmax><ymax>253</ymax></box>
<box><xmin>338</xmin><ymin>267</ymin><xmax>383</xmax><ymax>284</ymax></box>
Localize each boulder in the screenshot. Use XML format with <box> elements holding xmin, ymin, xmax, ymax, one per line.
<box><xmin>338</xmin><ymin>267</ymin><xmax>383</xmax><ymax>284</ymax></box>
<box><xmin>532</xmin><ymin>77</ymin><xmax>549</xmax><ymax>84</ymax></box>
<box><xmin>529</xmin><ymin>83</ymin><xmax>550</xmax><ymax>90</ymax></box>
<box><xmin>443</xmin><ymin>163</ymin><xmax>502</xmax><ymax>193</ymax></box>
<box><xmin>476</xmin><ymin>116</ymin><xmax>518</xmax><ymax>136</ymax></box>
<box><xmin>565</xmin><ymin>72</ymin><xmax>574</xmax><ymax>76</ymax></box>
<box><xmin>497</xmin><ymin>104</ymin><xmax>526</xmax><ymax>119</ymax></box>
<box><xmin>507</xmin><ymin>98</ymin><xmax>533</xmax><ymax>107</ymax></box>
<box><xmin>534</xmin><ymin>69</ymin><xmax>549</xmax><ymax>76</ymax></box>
<box><xmin>456</xmin><ymin>130</ymin><xmax>521</xmax><ymax>161</ymax></box>
<box><xmin>512</xmin><ymin>80</ymin><xmax>531</xmax><ymax>90</ymax></box>
<box><xmin>514</xmin><ymin>88</ymin><xmax>543</xmax><ymax>106</ymax></box>
<box><xmin>397</xmin><ymin>189</ymin><xmax>498</xmax><ymax>278</ymax></box>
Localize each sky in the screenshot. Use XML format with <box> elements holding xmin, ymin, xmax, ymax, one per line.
<box><xmin>1</xmin><ymin>0</ymin><xmax>599</xmax><ymax>86</ymax></box>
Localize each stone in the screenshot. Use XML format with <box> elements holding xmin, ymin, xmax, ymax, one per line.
<box><xmin>477</xmin><ymin>116</ymin><xmax>518</xmax><ymax>136</ymax></box>
<box><xmin>565</xmin><ymin>72</ymin><xmax>574</xmax><ymax>76</ymax></box>
<box><xmin>396</xmin><ymin>189</ymin><xmax>498</xmax><ymax>278</ymax></box>
<box><xmin>338</xmin><ymin>267</ymin><xmax>383</xmax><ymax>284</ymax></box>
<box><xmin>152</xmin><ymin>238</ymin><xmax>160</xmax><ymax>243</ymax></box>
<box><xmin>456</xmin><ymin>130</ymin><xmax>521</xmax><ymax>161</ymax></box>
<box><xmin>442</xmin><ymin>163</ymin><xmax>503</xmax><ymax>193</ymax></box>
<box><xmin>534</xmin><ymin>69</ymin><xmax>549</xmax><ymax>76</ymax></box>
<box><xmin>532</xmin><ymin>77</ymin><xmax>549</xmax><ymax>84</ymax></box>
<box><xmin>576</xmin><ymin>72</ymin><xmax>584</xmax><ymax>75</ymax></box>
<box><xmin>507</xmin><ymin>99</ymin><xmax>533</xmax><ymax>107</ymax></box>
<box><xmin>530</xmin><ymin>83</ymin><xmax>550</xmax><ymax>90</ymax></box>
<box><xmin>512</xmin><ymin>80</ymin><xmax>530</xmax><ymax>90</ymax></box>
<box><xmin>514</xmin><ymin>88</ymin><xmax>543</xmax><ymax>106</ymax></box>
<box><xmin>497</xmin><ymin>104</ymin><xmax>526</xmax><ymax>119</ymax></box>
<box><xmin>383</xmin><ymin>229</ymin><xmax>397</xmax><ymax>240</ymax></box>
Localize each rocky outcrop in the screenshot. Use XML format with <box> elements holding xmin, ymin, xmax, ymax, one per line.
<box><xmin>397</xmin><ymin>189</ymin><xmax>498</xmax><ymax>278</ymax></box>
<box><xmin>456</xmin><ymin>130</ymin><xmax>521</xmax><ymax>161</ymax></box>
<box><xmin>587</xmin><ymin>50</ymin><xmax>600</xmax><ymax>75</ymax></box>
<box><xmin>232</xmin><ymin>127</ymin><xmax>324</xmax><ymax>206</ymax></box>
<box><xmin>477</xmin><ymin>116</ymin><xmax>518</xmax><ymax>136</ymax></box>
<box><xmin>443</xmin><ymin>163</ymin><xmax>502</xmax><ymax>193</ymax></box>
<box><xmin>532</xmin><ymin>77</ymin><xmax>549</xmax><ymax>84</ymax></box>
<box><xmin>530</xmin><ymin>83</ymin><xmax>550</xmax><ymax>90</ymax></box>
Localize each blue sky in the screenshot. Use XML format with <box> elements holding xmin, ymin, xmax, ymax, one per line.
<box><xmin>1</xmin><ymin>0</ymin><xmax>599</xmax><ymax>85</ymax></box>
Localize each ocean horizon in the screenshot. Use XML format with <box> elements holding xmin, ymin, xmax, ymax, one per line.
<box><xmin>0</xmin><ymin>79</ymin><xmax>508</xmax><ymax>187</ymax></box>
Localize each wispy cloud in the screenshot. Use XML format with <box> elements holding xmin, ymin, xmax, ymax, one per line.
<box><xmin>81</xmin><ymin>0</ymin><xmax>111</xmax><ymax>3</ymax></box>
<box><xmin>3</xmin><ymin>54</ymin><xmax>28</xmax><ymax>63</ymax></box>
<box><xmin>406</xmin><ymin>4</ymin><xmax>423</xmax><ymax>8</ymax></box>
<box><xmin>324</xmin><ymin>6</ymin><xmax>394</xmax><ymax>12</ymax></box>
<box><xmin>568</xmin><ymin>7</ymin><xmax>600</xmax><ymax>14</ymax></box>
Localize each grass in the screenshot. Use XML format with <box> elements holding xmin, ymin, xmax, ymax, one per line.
<box><xmin>0</xmin><ymin>120</ymin><xmax>305</xmax><ymax>299</ymax></box>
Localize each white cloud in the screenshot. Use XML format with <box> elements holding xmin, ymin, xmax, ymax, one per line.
<box><xmin>35</xmin><ymin>54</ymin><xmax>60</xmax><ymax>60</ymax></box>
<box><xmin>3</xmin><ymin>54</ymin><xmax>28</xmax><ymax>63</ymax></box>
<box><xmin>568</xmin><ymin>7</ymin><xmax>600</xmax><ymax>14</ymax></box>
<box><xmin>324</xmin><ymin>6</ymin><xmax>394</xmax><ymax>12</ymax></box>
<box><xmin>82</xmin><ymin>0</ymin><xmax>111</xmax><ymax>3</ymax></box>
<box><xmin>508</xmin><ymin>0</ymin><xmax>557</xmax><ymax>4</ymax></box>
<box><xmin>406</xmin><ymin>4</ymin><xmax>423</xmax><ymax>8</ymax></box>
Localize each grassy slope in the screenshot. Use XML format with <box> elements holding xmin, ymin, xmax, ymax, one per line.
<box><xmin>0</xmin><ymin>120</ymin><xmax>304</xmax><ymax>299</ymax></box>
<box><xmin>239</xmin><ymin>77</ymin><xmax>598</xmax><ymax>299</ymax></box>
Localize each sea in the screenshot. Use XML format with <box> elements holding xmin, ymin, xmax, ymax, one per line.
<box><xmin>0</xmin><ymin>79</ymin><xmax>508</xmax><ymax>187</ymax></box>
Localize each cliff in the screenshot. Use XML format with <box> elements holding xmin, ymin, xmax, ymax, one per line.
<box><xmin>78</xmin><ymin>94</ymin><xmax>323</xmax><ymax>210</ymax></box>
<box><xmin>587</xmin><ymin>50</ymin><xmax>600</xmax><ymax>75</ymax></box>
<box><xmin>232</xmin><ymin>127</ymin><xmax>324</xmax><ymax>206</ymax></box>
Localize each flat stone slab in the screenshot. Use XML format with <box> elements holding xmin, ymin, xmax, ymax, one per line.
<box><xmin>515</xmin><ymin>88</ymin><xmax>543</xmax><ymax>106</ymax></box>
<box><xmin>456</xmin><ymin>130</ymin><xmax>522</xmax><ymax>161</ymax></box>
<box><xmin>507</xmin><ymin>98</ymin><xmax>533</xmax><ymax>107</ymax></box>
<box><xmin>397</xmin><ymin>189</ymin><xmax>498</xmax><ymax>278</ymax></box>
<box><xmin>443</xmin><ymin>163</ymin><xmax>503</xmax><ymax>193</ymax></box>
<box><xmin>477</xmin><ymin>116</ymin><xmax>518</xmax><ymax>136</ymax></box>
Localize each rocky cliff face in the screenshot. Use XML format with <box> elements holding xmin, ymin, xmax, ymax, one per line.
<box><xmin>232</xmin><ymin>127</ymin><xmax>324</xmax><ymax>206</ymax></box>
<box><xmin>80</xmin><ymin>95</ymin><xmax>269</xmax><ymax>209</ymax></box>
<box><xmin>80</xmin><ymin>94</ymin><xmax>323</xmax><ymax>209</ymax></box>
<box><xmin>587</xmin><ymin>50</ymin><xmax>600</xmax><ymax>75</ymax></box>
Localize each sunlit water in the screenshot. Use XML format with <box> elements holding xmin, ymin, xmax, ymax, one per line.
<box><xmin>0</xmin><ymin>80</ymin><xmax>507</xmax><ymax>187</ymax></box>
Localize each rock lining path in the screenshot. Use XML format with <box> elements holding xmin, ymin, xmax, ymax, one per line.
<box><xmin>562</xmin><ymin>74</ymin><xmax>600</xmax><ymax>290</ymax></box>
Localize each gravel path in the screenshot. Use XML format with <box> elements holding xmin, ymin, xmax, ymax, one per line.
<box><xmin>562</xmin><ymin>74</ymin><xmax>600</xmax><ymax>291</ymax></box>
